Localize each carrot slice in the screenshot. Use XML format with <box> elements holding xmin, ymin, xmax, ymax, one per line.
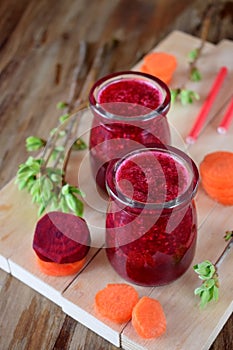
<box><xmin>132</xmin><ymin>296</ymin><xmax>166</xmax><ymax>338</ymax></box>
<box><xmin>200</xmin><ymin>151</ymin><xmax>233</xmax><ymax>181</ymax></box>
<box><xmin>200</xmin><ymin>183</ymin><xmax>233</xmax><ymax>205</ymax></box>
<box><xmin>200</xmin><ymin>151</ymin><xmax>233</xmax><ymax>205</ymax></box>
<box><xmin>94</xmin><ymin>283</ymin><xmax>139</xmax><ymax>323</ymax></box>
<box><xmin>36</xmin><ymin>255</ymin><xmax>86</xmax><ymax>276</ymax></box>
<box><xmin>140</xmin><ymin>52</ymin><xmax>177</xmax><ymax>84</ymax></box>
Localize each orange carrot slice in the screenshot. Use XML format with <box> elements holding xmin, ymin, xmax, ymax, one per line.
<box><xmin>94</xmin><ymin>283</ymin><xmax>139</xmax><ymax>323</ymax></box>
<box><xmin>140</xmin><ymin>52</ymin><xmax>177</xmax><ymax>84</ymax></box>
<box><xmin>132</xmin><ymin>296</ymin><xmax>166</xmax><ymax>338</ymax></box>
<box><xmin>36</xmin><ymin>255</ymin><xmax>86</xmax><ymax>276</ymax></box>
<box><xmin>200</xmin><ymin>151</ymin><xmax>233</xmax><ymax>181</ymax></box>
<box><xmin>200</xmin><ymin>151</ymin><xmax>233</xmax><ymax>205</ymax></box>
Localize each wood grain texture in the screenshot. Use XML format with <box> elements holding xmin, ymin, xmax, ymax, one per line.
<box><xmin>0</xmin><ymin>270</ymin><xmax>66</xmax><ymax>350</ymax></box>
<box><xmin>0</xmin><ymin>0</ymin><xmax>232</xmax><ymax>349</ymax></box>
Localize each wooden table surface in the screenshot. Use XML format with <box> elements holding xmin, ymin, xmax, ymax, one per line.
<box><xmin>0</xmin><ymin>0</ymin><xmax>232</xmax><ymax>349</ymax></box>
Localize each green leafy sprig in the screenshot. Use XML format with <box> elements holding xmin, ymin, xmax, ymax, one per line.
<box><xmin>15</xmin><ymin>40</ymin><xmax>88</xmax><ymax>218</ymax></box>
<box><xmin>188</xmin><ymin>49</ymin><xmax>202</xmax><ymax>82</ymax></box>
<box><xmin>171</xmin><ymin>5</ymin><xmax>216</xmax><ymax>106</ymax></box>
<box><xmin>15</xmin><ymin>40</ymin><xmax>107</xmax><ymax>218</ymax></box>
<box><xmin>193</xmin><ymin>230</ymin><xmax>233</xmax><ymax>309</ymax></box>
<box><xmin>15</xmin><ymin>103</ymin><xmax>87</xmax><ymax>218</ymax></box>
<box><xmin>193</xmin><ymin>260</ymin><xmax>219</xmax><ymax>309</ymax></box>
<box><xmin>170</xmin><ymin>47</ymin><xmax>202</xmax><ymax>105</ymax></box>
<box><xmin>171</xmin><ymin>88</ymin><xmax>200</xmax><ymax>106</ymax></box>
<box><xmin>188</xmin><ymin>4</ymin><xmax>215</xmax><ymax>83</ymax></box>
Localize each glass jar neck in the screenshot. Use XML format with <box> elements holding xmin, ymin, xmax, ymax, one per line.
<box><xmin>89</xmin><ymin>71</ymin><xmax>171</xmax><ymax>122</ymax></box>
<box><xmin>106</xmin><ymin>146</ymin><xmax>199</xmax><ymax>211</ymax></box>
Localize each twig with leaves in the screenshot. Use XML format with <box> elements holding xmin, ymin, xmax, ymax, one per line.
<box><xmin>15</xmin><ymin>41</ymin><xmax>106</xmax><ymax>217</ymax></box>
<box><xmin>188</xmin><ymin>4</ymin><xmax>215</xmax><ymax>82</ymax></box>
<box><xmin>171</xmin><ymin>3</ymin><xmax>215</xmax><ymax>105</ymax></box>
<box><xmin>193</xmin><ymin>230</ymin><xmax>233</xmax><ymax>308</ymax></box>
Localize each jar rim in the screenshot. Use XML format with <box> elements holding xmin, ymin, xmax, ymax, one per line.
<box><xmin>89</xmin><ymin>71</ymin><xmax>171</xmax><ymax>122</ymax></box>
<box><xmin>106</xmin><ymin>146</ymin><xmax>199</xmax><ymax>210</ymax></box>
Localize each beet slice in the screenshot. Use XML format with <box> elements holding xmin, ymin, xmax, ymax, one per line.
<box><xmin>33</xmin><ymin>211</ymin><xmax>91</xmax><ymax>264</ymax></box>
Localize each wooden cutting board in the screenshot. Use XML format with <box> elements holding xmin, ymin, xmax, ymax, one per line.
<box><xmin>0</xmin><ymin>31</ymin><xmax>233</xmax><ymax>350</ymax></box>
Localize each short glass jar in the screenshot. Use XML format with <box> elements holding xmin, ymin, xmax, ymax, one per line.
<box><xmin>89</xmin><ymin>71</ymin><xmax>171</xmax><ymax>192</ymax></box>
<box><xmin>105</xmin><ymin>146</ymin><xmax>199</xmax><ymax>286</ymax></box>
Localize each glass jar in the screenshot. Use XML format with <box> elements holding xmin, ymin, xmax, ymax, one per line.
<box><xmin>89</xmin><ymin>71</ymin><xmax>171</xmax><ymax>192</ymax></box>
<box><xmin>105</xmin><ymin>146</ymin><xmax>199</xmax><ymax>286</ymax></box>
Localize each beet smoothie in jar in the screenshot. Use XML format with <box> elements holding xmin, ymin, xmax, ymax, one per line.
<box><xmin>105</xmin><ymin>146</ymin><xmax>199</xmax><ymax>286</ymax></box>
<box><xmin>89</xmin><ymin>71</ymin><xmax>171</xmax><ymax>192</ymax></box>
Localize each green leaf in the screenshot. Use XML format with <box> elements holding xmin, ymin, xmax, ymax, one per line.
<box><xmin>32</xmin><ymin>192</ymin><xmax>40</xmax><ymax>204</ymax></box>
<box><xmin>30</xmin><ymin>179</ymin><xmax>41</xmax><ymax>196</ymax></box>
<box><xmin>15</xmin><ymin>156</ymin><xmax>43</xmax><ymax>193</ymax></box>
<box><xmin>58</xmin><ymin>130</ymin><xmax>66</xmax><ymax>138</ymax></box>
<box><xmin>170</xmin><ymin>89</ymin><xmax>179</xmax><ymax>104</ymax></box>
<box><xmin>54</xmin><ymin>145</ymin><xmax>65</xmax><ymax>152</ymax></box>
<box><xmin>23</xmin><ymin>157</ymin><xmax>43</xmax><ymax>174</ymax></box>
<box><xmin>180</xmin><ymin>90</ymin><xmax>190</xmax><ymax>105</ymax></box>
<box><xmin>50</xmin><ymin>173</ymin><xmax>62</xmax><ymax>183</ymax></box>
<box><xmin>16</xmin><ymin>171</ymin><xmax>30</xmax><ymax>182</ymax></box>
<box><xmin>194</xmin><ymin>285</ymin><xmax>205</xmax><ymax>296</ymax></box>
<box><xmin>188</xmin><ymin>49</ymin><xmax>198</xmax><ymax>62</ymax></box>
<box><xmin>65</xmin><ymin>193</ymin><xmax>78</xmax><ymax>212</ymax></box>
<box><xmin>50</xmin><ymin>128</ymin><xmax>58</xmax><ymax>137</ymax></box>
<box><xmin>47</xmin><ymin>167</ymin><xmax>63</xmax><ymax>175</ymax></box>
<box><xmin>17</xmin><ymin>179</ymin><xmax>29</xmax><ymax>190</ymax></box>
<box><xmin>224</xmin><ymin>230</ymin><xmax>233</xmax><ymax>241</ymax></box>
<box><xmin>200</xmin><ymin>290</ymin><xmax>210</xmax><ymax>309</ymax></box>
<box><xmin>180</xmin><ymin>89</ymin><xmax>200</xmax><ymax>105</ymax></box>
<box><xmin>74</xmin><ymin>198</ymin><xmax>83</xmax><ymax>216</ymax></box>
<box><xmin>72</xmin><ymin>138</ymin><xmax>87</xmax><ymax>151</ymax></box>
<box><xmin>59</xmin><ymin>196</ymin><xmax>70</xmax><ymax>213</ymax></box>
<box><xmin>69</xmin><ymin>186</ymin><xmax>85</xmax><ymax>197</ymax></box>
<box><xmin>56</xmin><ymin>101</ymin><xmax>68</xmax><ymax>110</ymax></box>
<box><xmin>17</xmin><ymin>164</ymin><xmax>31</xmax><ymax>174</ymax></box>
<box><xmin>41</xmin><ymin>176</ymin><xmax>53</xmax><ymax>202</ymax></box>
<box><xmin>15</xmin><ymin>169</ymin><xmax>37</xmax><ymax>190</ymax></box>
<box><xmin>213</xmin><ymin>285</ymin><xmax>219</xmax><ymax>301</ymax></box>
<box><xmin>38</xmin><ymin>203</ymin><xmax>46</xmax><ymax>217</ymax></box>
<box><xmin>26</xmin><ymin>178</ymin><xmax>36</xmax><ymax>191</ymax></box>
<box><xmin>61</xmin><ymin>184</ymin><xmax>85</xmax><ymax>199</ymax></box>
<box><xmin>65</xmin><ymin>193</ymin><xmax>83</xmax><ymax>216</ymax></box>
<box><xmin>49</xmin><ymin>195</ymin><xmax>59</xmax><ymax>211</ymax></box>
<box><xmin>190</xmin><ymin>67</ymin><xmax>202</xmax><ymax>82</ymax></box>
<box><xmin>50</xmin><ymin>149</ymin><xmax>59</xmax><ymax>160</ymax></box>
<box><xmin>59</xmin><ymin>113</ymin><xmax>69</xmax><ymax>124</ymax></box>
<box><xmin>49</xmin><ymin>146</ymin><xmax>65</xmax><ymax>161</ymax></box>
<box><xmin>61</xmin><ymin>184</ymin><xmax>70</xmax><ymax>195</ymax></box>
<box><xmin>17</xmin><ymin>171</ymin><xmax>37</xmax><ymax>181</ymax></box>
<box><xmin>26</xmin><ymin>136</ymin><xmax>45</xmax><ymax>151</ymax></box>
<box><xmin>203</xmin><ymin>278</ymin><xmax>215</xmax><ymax>289</ymax></box>
<box><xmin>193</xmin><ymin>260</ymin><xmax>215</xmax><ymax>279</ymax></box>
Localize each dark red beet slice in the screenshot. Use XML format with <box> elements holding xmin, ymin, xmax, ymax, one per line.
<box><xmin>33</xmin><ymin>211</ymin><xmax>91</xmax><ymax>264</ymax></box>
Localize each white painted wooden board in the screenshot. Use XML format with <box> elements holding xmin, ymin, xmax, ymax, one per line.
<box><xmin>62</xmin><ymin>249</ymin><xmax>153</xmax><ymax>347</ymax></box>
<box><xmin>0</xmin><ymin>31</ymin><xmax>233</xmax><ymax>349</ymax></box>
<box><xmin>0</xmin><ymin>180</ymin><xmax>38</xmax><ymax>273</ymax></box>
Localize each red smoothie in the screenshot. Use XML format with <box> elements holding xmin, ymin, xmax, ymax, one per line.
<box><xmin>98</xmin><ymin>79</ymin><xmax>163</xmax><ymax>115</ymax></box>
<box><xmin>105</xmin><ymin>147</ymin><xmax>199</xmax><ymax>286</ymax></box>
<box><xmin>89</xmin><ymin>71</ymin><xmax>171</xmax><ymax>192</ymax></box>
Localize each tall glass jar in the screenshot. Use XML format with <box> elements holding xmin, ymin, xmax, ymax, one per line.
<box><xmin>105</xmin><ymin>146</ymin><xmax>199</xmax><ymax>286</ymax></box>
<box><xmin>89</xmin><ymin>71</ymin><xmax>171</xmax><ymax>192</ymax></box>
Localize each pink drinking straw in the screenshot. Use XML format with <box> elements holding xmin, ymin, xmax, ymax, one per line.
<box><xmin>217</xmin><ymin>96</ymin><xmax>233</xmax><ymax>134</ymax></box>
<box><xmin>186</xmin><ymin>66</ymin><xmax>228</xmax><ymax>144</ymax></box>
